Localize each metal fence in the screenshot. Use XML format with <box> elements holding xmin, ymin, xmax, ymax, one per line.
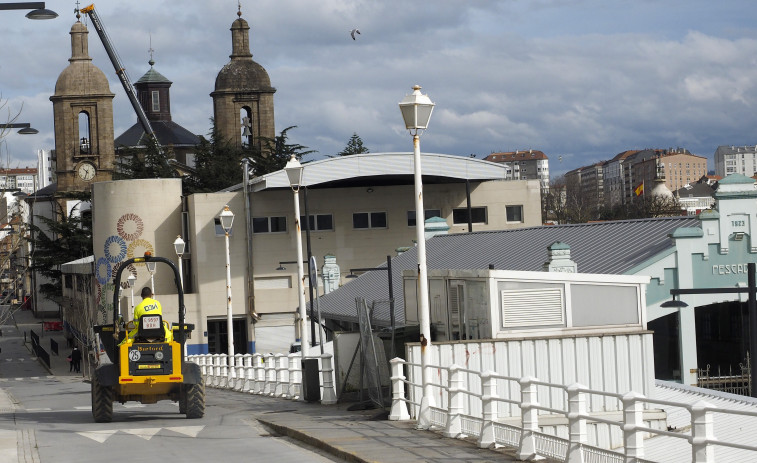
<box><xmin>697</xmin><ymin>355</ymin><xmax>751</xmax><ymax>396</ymax></box>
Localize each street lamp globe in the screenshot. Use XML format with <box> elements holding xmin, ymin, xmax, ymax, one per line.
<box><xmin>173</xmin><ymin>235</ymin><xmax>185</xmax><ymax>257</ymax></box>
<box><xmin>399</xmin><ymin>85</ymin><xmax>435</xmax><ymax>133</ymax></box>
<box><xmin>127</xmin><ymin>274</ymin><xmax>136</xmax><ymax>288</ymax></box>
<box><xmin>26</xmin><ymin>8</ymin><xmax>58</xmax><ymax>20</ymax></box>
<box><xmin>219</xmin><ymin>205</ymin><xmax>234</xmax><ymax>232</ymax></box>
<box><xmin>284</xmin><ymin>155</ymin><xmax>304</xmax><ymax>190</ymax></box>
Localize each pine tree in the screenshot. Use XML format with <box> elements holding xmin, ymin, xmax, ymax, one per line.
<box><xmin>28</xmin><ymin>192</ymin><xmax>93</xmax><ymax>299</ymax></box>
<box><xmin>244</xmin><ymin>126</ymin><xmax>317</xmax><ymax>176</ymax></box>
<box><xmin>115</xmin><ymin>137</ymin><xmax>175</xmax><ymax>180</ymax></box>
<box><xmin>336</xmin><ymin>133</ymin><xmax>369</xmax><ymax>157</ymax></box>
<box><xmin>184</xmin><ymin>126</ymin><xmax>245</xmax><ymax>194</ymax></box>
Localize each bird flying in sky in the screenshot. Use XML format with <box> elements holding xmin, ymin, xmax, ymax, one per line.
<box><xmin>350</xmin><ymin>28</ymin><xmax>361</xmax><ymax>40</ymax></box>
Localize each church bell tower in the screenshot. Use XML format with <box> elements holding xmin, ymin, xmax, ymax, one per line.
<box><xmin>50</xmin><ymin>16</ymin><xmax>115</xmax><ymax>193</ymax></box>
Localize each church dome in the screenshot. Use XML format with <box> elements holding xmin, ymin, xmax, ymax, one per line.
<box><xmin>214</xmin><ymin>17</ymin><xmax>274</xmax><ymax>93</ymax></box>
<box><xmin>53</xmin><ymin>21</ymin><xmax>113</xmax><ymax>97</ymax></box>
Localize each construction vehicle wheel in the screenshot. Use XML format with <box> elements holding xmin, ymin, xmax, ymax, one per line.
<box><xmin>91</xmin><ymin>376</ymin><xmax>114</xmax><ymax>423</ymax></box>
<box><xmin>179</xmin><ymin>387</ymin><xmax>187</xmax><ymax>414</ymax></box>
<box><xmin>185</xmin><ymin>382</ymin><xmax>205</xmax><ymax>419</ymax></box>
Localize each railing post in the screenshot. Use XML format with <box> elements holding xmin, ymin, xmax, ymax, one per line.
<box><xmin>289</xmin><ymin>353</ymin><xmax>302</xmax><ymax>400</ymax></box>
<box><xmin>517</xmin><ymin>375</ymin><xmax>540</xmax><ymax>461</ymax></box>
<box><xmin>622</xmin><ymin>390</ymin><xmax>645</xmax><ymax>462</ymax></box>
<box><xmin>566</xmin><ymin>383</ymin><xmax>587</xmax><ymax>463</ymax></box>
<box><xmin>262</xmin><ymin>355</ymin><xmax>274</xmax><ymax>395</ymax></box>
<box><xmin>691</xmin><ymin>400</ymin><xmax>715</xmax><ymax>463</ymax></box>
<box><xmin>212</xmin><ymin>353</ymin><xmax>221</xmax><ymax>388</ymax></box>
<box><xmin>444</xmin><ymin>364</ymin><xmax>463</xmax><ymax>438</ymax></box>
<box><xmin>320</xmin><ymin>353</ymin><xmax>337</xmax><ymax>404</ymax></box>
<box><xmin>235</xmin><ymin>354</ymin><xmax>244</xmax><ymax>390</ymax></box>
<box><xmin>276</xmin><ymin>353</ymin><xmax>289</xmax><ymax>397</ymax></box>
<box><xmin>389</xmin><ymin>358</ymin><xmax>410</xmax><ymax>421</ymax></box>
<box><xmin>242</xmin><ymin>354</ymin><xmax>252</xmax><ymax>392</ymax></box>
<box><xmin>251</xmin><ymin>353</ymin><xmax>263</xmax><ymax>394</ymax></box>
<box><xmin>479</xmin><ymin>371</ymin><xmax>498</xmax><ymax>448</ymax></box>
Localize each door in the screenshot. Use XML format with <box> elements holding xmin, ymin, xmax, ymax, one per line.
<box><xmin>207</xmin><ymin>318</ymin><xmax>248</xmax><ymax>355</ymax></box>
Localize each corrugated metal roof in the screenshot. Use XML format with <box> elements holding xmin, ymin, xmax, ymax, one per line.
<box><xmin>633</xmin><ymin>381</ymin><xmax>757</xmax><ymax>462</ymax></box>
<box><xmin>249</xmin><ymin>152</ymin><xmax>509</xmax><ymax>192</ymax></box>
<box><xmin>314</xmin><ymin>216</ymin><xmax>699</xmax><ymax>326</ymax></box>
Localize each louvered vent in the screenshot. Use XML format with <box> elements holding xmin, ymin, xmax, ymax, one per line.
<box><xmin>501</xmin><ymin>288</ymin><xmax>564</xmax><ymax>328</ymax></box>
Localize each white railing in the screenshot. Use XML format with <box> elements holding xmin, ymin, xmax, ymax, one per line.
<box><xmin>388</xmin><ymin>358</ymin><xmax>757</xmax><ymax>463</ymax></box>
<box><xmin>187</xmin><ymin>352</ymin><xmax>336</xmax><ymax>404</ymax></box>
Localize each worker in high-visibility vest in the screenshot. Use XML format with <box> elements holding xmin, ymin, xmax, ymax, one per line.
<box><xmin>121</xmin><ymin>287</ymin><xmax>172</xmax><ymax>344</ymax></box>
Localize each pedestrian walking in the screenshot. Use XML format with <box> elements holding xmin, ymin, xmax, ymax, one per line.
<box><xmin>70</xmin><ymin>346</ymin><xmax>82</xmax><ymax>373</ymax></box>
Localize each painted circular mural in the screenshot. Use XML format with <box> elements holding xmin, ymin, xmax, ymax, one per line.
<box><xmin>117</xmin><ymin>213</ymin><xmax>144</xmax><ymax>242</ymax></box>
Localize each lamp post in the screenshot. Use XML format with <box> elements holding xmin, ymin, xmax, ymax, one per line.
<box><xmin>145</xmin><ymin>261</ymin><xmax>156</xmax><ymax>293</ymax></box>
<box><xmin>127</xmin><ymin>273</ymin><xmax>136</xmax><ymax>319</ymax></box>
<box><xmin>284</xmin><ymin>155</ymin><xmax>309</xmax><ymax>358</ymax></box>
<box><xmin>399</xmin><ymin>84</ymin><xmax>435</xmax><ymax>429</ymax></box>
<box><xmin>218</xmin><ymin>206</ymin><xmax>235</xmax><ymax>367</ymax></box>
<box><xmin>0</xmin><ymin>122</ymin><xmax>39</xmax><ymax>135</ymax></box>
<box><xmin>0</xmin><ymin>2</ymin><xmax>58</xmax><ymax>19</ymax></box>
<box><xmin>173</xmin><ymin>235</ymin><xmax>185</xmax><ymax>290</ymax></box>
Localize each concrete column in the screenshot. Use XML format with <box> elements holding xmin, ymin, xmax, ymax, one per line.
<box><xmin>623</xmin><ymin>391</ymin><xmax>645</xmax><ymax>462</ymax></box>
<box><xmin>691</xmin><ymin>401</ymin><xmax>714</xmax><ymax>463</ymax></box>
<box><xmin>517</xmin><ymin>376</ymin><xmax>539</xmax><ymax>461</ymax></box>
<box><xmin>389</xmin><ymin>358</ymin><xmax>410</xmax><ymax>421</ymax></box>
<box><xmin>566</xmin><ymin>383</ymin><xmax>587</xmax><ymax>463</ymax></box>
<box><xmin>478</xmin><ymin>371</ymin><xmax>497</xmax><ymax>449</ymax></box>
<box><xmin>320</xmin><ymin>353</ymin><xmax>337</xmax><ymax>404</ymax></box>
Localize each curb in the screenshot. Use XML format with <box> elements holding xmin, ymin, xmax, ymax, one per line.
<box><xmin>257</xmin><ymin>418</ymin><xmax>371</xmax><ymax>463</ymax></box>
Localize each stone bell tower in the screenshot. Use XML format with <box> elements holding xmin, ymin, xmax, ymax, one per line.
<box><xmin>211</xmin><ymin>6</ymin><xmax>276</xmax><ymax>152</ymax></box>
<box><xmin>50</xmin><ymin>16</ymin><xmax>115</xmax><ymax>193</ymax></box>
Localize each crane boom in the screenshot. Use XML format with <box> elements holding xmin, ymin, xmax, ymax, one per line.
<box><xmin>80</xmin><ymin>4</ymin><xmax>162</xmax><ymax>152</ymax></box>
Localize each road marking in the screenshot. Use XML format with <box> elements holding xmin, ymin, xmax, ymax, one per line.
<box><xmin>77</xmin><ymin>430</ymin><xmax>116</xmax><ymax>443</ymax></box>
<box><xmin>26</xmin><ymin>408</ymin><xmax>51</xmax><ymax>411</ymax></box>
<box><xmin>165</xmin><ymin>426</ymin><xmax>204</xmax><ymax>437</ymax></box>
<box><xmin>77</xmin><ymin>426</ymin><xmax>205</xmax><ymax>443</ymax></box>
<box><xmin>122</xmin><ymin>427</ymin><xmax>162</xmax><ymax>440</ymax></box>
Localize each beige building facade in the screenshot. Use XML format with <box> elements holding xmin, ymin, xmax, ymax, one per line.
<box><xmin>76</xmin><ymin>153</ymin><xmax>542</xmax><ymax>356</ymax></box>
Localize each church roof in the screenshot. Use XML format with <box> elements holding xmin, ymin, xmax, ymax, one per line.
<box><xmin>136</xmin><ymin>65</ymin><xmax>171</xmax><ymax>85</ymax></box>
<box><xmin>115</xmin><ymin>120</ymin><xmax>200</xmax><ymax>148</ymax></box>
<box><xmin>313</xmin><ymin>215</ymin><xmax>699</xmax><ymax>327</ymax></box>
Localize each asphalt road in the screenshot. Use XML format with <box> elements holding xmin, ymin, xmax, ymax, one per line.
<box><xmin>0</xmin><ymin>316</ymin><xmax>342</xmax><ymax>463</ymax></box>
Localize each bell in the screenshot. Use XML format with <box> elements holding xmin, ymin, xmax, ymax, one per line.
<box><xmin>242</xmin><ymin>127</ymin><xmax>252</xmax><ymax>137</ymax></box>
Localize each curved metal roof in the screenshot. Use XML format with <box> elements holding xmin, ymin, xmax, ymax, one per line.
<box><xmin>248</xmin><ymin>153</ymin><xmax>508</xmax><ymax>192</ymax></box>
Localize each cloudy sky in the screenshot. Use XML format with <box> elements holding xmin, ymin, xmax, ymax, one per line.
<box><xmin>1</xmin><ymin>0</ymin><xmax>756</xmax><ymax>177</ymax></box>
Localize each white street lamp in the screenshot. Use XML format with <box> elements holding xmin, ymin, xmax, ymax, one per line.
<box><xmin>127</xmin><ymin>273</ymin><xmax>136</xmax><ymax>319</ymax></box>
<box><xmin>399</xmin><ymin>84</ymin><xmax>435</xmax><ymax>429</ymax></box>
<box><xmin>145</xmin><ymin>261</ymin><xmax>156</xmax><ymax>293</ymax></box>
<box><xmin>284</xmin><ymin>154</ymin><xmax>309</xmax><ymax>359</ymax></box>
<box><xmin>219</xmin><ymin>205</ymin><xmax>235</xmax><ymax>370</ymax></box>
<box><xmin>173</xmin><ymin>235</ymin><xmax>185</xmax><ymax>290</ymax></box>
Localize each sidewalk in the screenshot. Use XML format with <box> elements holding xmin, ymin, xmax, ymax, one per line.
<box><xmin>10</xmin><ymin>307</ymin><xmax>85</xmax><ymax>378</ymax></box>
<box><xmin>14</xmin><ymin>309</ymin><xmax>518</xmax><ymax>463</ymax></box>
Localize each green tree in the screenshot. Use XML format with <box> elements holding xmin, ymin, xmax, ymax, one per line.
<box><xmin>335</xmin><ymin>132</ymin><xmax>369</xmax><ymax>157</ymax></box>
<box><xmin>114</xmin><ymin>137</ymin><xmax>176</xmax><ymax>180</ymax></box>
<box><xmin>184</xmin><ymin>126</ymin><xmax>245</xmax><ymax>194</ymax></box>
<box><xmin>245</xmin><ymin>126</ymin><xmax>316</xmax><ymax>176</ymax></box>
<box><xmin>28</xmin><ymin>192</ymin><xmax>93</xmax><ymax>300</ymax></box>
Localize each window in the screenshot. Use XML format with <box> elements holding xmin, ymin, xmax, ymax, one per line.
<box><xmin>452</xmin><ymin>207</ymin><xmax>487</xmax><ymax>224</ymax></box>
<box><xmin>353</xmin><ymin>212</ymin><xmax>387</xmax><ymax>229</ymax></box>
<box><xmin>151</xmin><ymin>91</ymin><xmax>160</xmax><ymax>112</ymax></box>
<box><xmin>252</xmin><ymin>216</ymin><xmax>287</xmax><ymax>234</ymax></box>
<box><xmin>300</xmin><ymin>213</ymin><xmax>334</xmax><ymax>231</ymax></box>
<box><xmin>407</xmin><ymin>209</ymin><xmax>442</xmax><ymax>227</ymax></box>
<box><xmin>505</xmin><ymin>205</ymin><xmax>523</xmax><ymax>223</ymax></box>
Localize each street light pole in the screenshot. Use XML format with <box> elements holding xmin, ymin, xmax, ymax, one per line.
<box><xmin>219</xmin><ymin>206</ymin><xmax>235</xmax><ymax>369</ymax></box>
<box><xmin>399</xmin><ymin>85</ymin><xmax>435</xmax><ymax>429</ymax></box>
<box><xmin>285</xmin><ymin>155</ymin><xmax>309</xmax><ymax>359</ymax></box>
<box><xmin>173</xmin><ymin>235</ymin><xmax>185</xmax><ymax>290</ymax></box>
